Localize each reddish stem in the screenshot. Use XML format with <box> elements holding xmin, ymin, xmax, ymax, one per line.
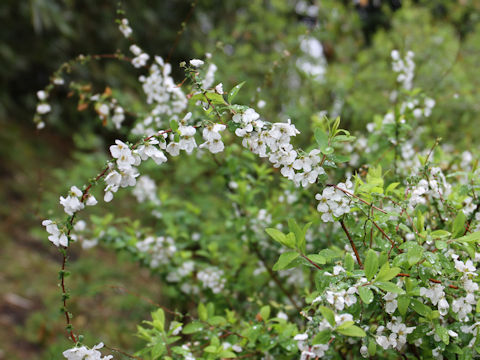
<box><xmin>340</xmin><ymin>220</ymin><xmax>363</xmax><ymax>269</ymax></box>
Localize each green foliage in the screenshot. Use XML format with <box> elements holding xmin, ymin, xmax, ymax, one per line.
<box><xmin>7</xmin><ymin>0</ymin><xmax>480</xmax><ymax>359</ymax></box>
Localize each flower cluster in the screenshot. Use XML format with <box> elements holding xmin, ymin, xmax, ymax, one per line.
<box><xmin>132</xmin><ymin>175</ymin><xmax>161</xmax><ymax>205</ymax></box>
<box><xmin>234</xmin><ymin>107</ymin><xmax>325</xmax><ymax>188</ymax></box>
<box><xmin>118</xmin><ymin>18</ymin><xmax>132</xmax><ymax>38</ymax></box>
<box><xmin>376</xmin><ymin>317</ymin><xmax>416</xmax><ymax>351</ymax></box>
<box><xmin>294</xmin><ymin>333</ymin><xmax>329</xmax><ymax>360</ymax></box>
<box><xmin>391</xmin><ymin>50</ymin><xmax>415</xmax><ymax>91</ymax></box>
<box><xmin>134</xmin><ymin>56</ymin><xmax>188</xmax><ymax>135</ymax></box>
<box><xmin>199</xmin><ymin>123</ymin><xmax>226</xmax><ymax>153</ymax></box>
<box><xmin>315</xmin><ymin>180</ymin><xmax>353</xmax><ymax>222</ymax></box>
<box><xmin>136</xmin><ymin>235</ymin><xmax>176</xmax><ymax>268</ymax></box>
<box><xmin>63</xmin><ymin>342</ymin><xmax>112</xmax><ymax>360</ymax></box>
<box><xmin>104</xmin><ymin>140</ymin><xmax>141</xmax><ymax>202</ymax></box>
<box><xmin>42</xmin><ymin>220</ymin><xmax>68</xmax><ymax>247</ymax></box>
<box><xmin>296</xmin><ymin>36</ymin><xmax>327</xmax><ymax>82</ymax></box>
<box><xmin>420</xmin><ymin>284</ymin><xmax>449</xmax><ymax>316</ymax></box>
<box><xmin>197</xmin><ymin>266</ymin><xmax>226</xmax><ymax>294</ymax></box>
<box><xmin>452</xmin><ymin>255</ymin><xmax>478</xmax><ymax>320</ymax></box>
<box><xmin>408</xmin><ymin>167</ymin><xmax>451</xmax><ymax>209</ymax></box>
<box><xmin>60</xmin><ymin>185</ymin><xmax>97</xmax><ymax>215</ymax></box>
<box><xmin>129</xmin><ymin>44</ymin><xmax>150</xmax><ymax>68</ymax></box>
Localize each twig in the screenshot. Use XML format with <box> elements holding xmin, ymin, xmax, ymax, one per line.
<box><xmin>326</xmin><ymin>184</ymin><xmax>387</xmax><ymax>214</ymax></box>
<box><xmin>339</xmin><ymin>220</ymin><xmax>363</xmax><ymax>268</ymax></box>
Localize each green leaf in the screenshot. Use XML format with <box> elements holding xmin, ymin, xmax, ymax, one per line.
<box><xmin>312</xmin><ymin>330</ymin><xmax>332</xmax><ymax>344</ymax></box>
<box><xmin>265</xmin><ymin>228</ymin><xmax>295</xmax><ymax>248</ymax></box>
<box><xmin>452</xmin><ymin>211</ymin><xmax>467</xmax><ymax>238</ymax></box>
<box><xmin>198</xmin><ymin>303</ymin><xmax>207</xmax><ymax>322</ymax></box>
<box><xmin>376</xmin><ymin>282</ymin><xmax>405</xmax><ymax>294</ymax></box>
<box><xmin>435</xmin><ymin>324</ymin><xmax>450</xmax><ymax>345</ymax></box>
<box><xmin>336</xmin><ymin>324</ymin><xmax>366</xmax><ymax>337</ymax></box>
<box><xmin>228</xmin><ymin>81</ymin><xmax>245</xmax><ymax>103</ymax></box>
<box><xmin>364</xmin><ymin>250</ymin><xmax>379</xmax><ymax>281</ymax></box>
<box><xmin>273</xmin><ymin>251</ymin><xmax>300</xmax><ymax>271</ymax></box>
<box><xmin>368</xmin><ymin>339</ymin><xmax>376</xmax><ymax>356</ymax></box>
<box><xmin>208</xmin><ymin>316</ymin><xmax>227</xmax><ymax>326</ymax></box>
<box><xmin>435</xmin><ymin>240</ymin><xmax>448</xmax><ymax>249</ymax></box>
<box><xmin>322</xmin><ymin>146</ymin><xmax>334</xmax><ymax>155</ymax></box>
<box><xmin>151</xmin><ymin>308</ymin><xmax>165</xmax><ymax>331</ymax></box>
<box><xmin>152</xmin><ymin>342</ymin><xmax>166</xmax><ymax>358</ymax></box>
<box><xmin>205</xmin><ymin>92</ymin><xmax>226</xmax><ymax>105</ymax></box>
<box><xmin>344</xmin><ymin>253</ymin><xmax>354</xmax><ymax>272</ymax></box>
<box><xmin>307</xmin><ymin>254</ymin><xmax>326</xmax><ymax>265</ymax></box>
<box><xmin>410</xmin><ymin>299</ymin><xmax>432</xmax><ymax>317</ymax></box>
<box><xmin>431</xmin><ymin>230</ymin><xmax>451</xmax><ymax>238</ymax></box>
<box><xmin>169</xmin><ymin>119</ymin><xmax>179</xmax><ymax>132</ymax></box>
<box><xmin>204</xmin><ymin>345</ymin><xmax>218</xmax><ymax>353</ymax></box>
<box><xmin>337</xmin><ymin>321</ymin><xmax>355</xmax><ymax>330</ymax></box>
<box><xmin>397</xmin><ymin>295</ymin><xmax>410</xmax><ymax>316</ymax></box>
<box><xmin>385</xmin><ymin>182</ymin><xmax>400</xmax><ymax>194</ymax></box>
<box><xmin>452</xmin><ymin>231</ymin><xmax>480</xmax><ymax>243</ymax></box>
<box><xmin>260</xmin><ymin>305</ymin><xmax>270</xmax><ymax>321</ymax></box>
<box><xmin>334</xmin><ymin>135</ymin><xmax>356</xmax><ymax>143</ymax></box>
<box><xmin>219</xmin><ymin>350</ymin><xmax>237</xmax><ymax>358</ymax></box>
<box><xmin>319</xmin><ymin>306</ymin><xmax>335</xmax><ymax>327</ymax></box>
<box><xmin>288</xmin><ymin>219</ymin><xmax>306</xmax><ymax>253</ymax></box>
<box><xmin>182</xmin><ymin>322</ymin><xmax>204</xmax><ymax>334</ymax></box>
<box><xmin>375</xmin><ymin>263</ymin><xmax>401</xmax><ymax>282</ymax></box>
<box><xmin>314</xmin><ymin>128</ymin><xmax>329</xmax><ymax>151</ymax></box>
<box><xmin>358</xmin><ymin>287</ymin><xmax>374</xmax><ymax>304</ymax></box>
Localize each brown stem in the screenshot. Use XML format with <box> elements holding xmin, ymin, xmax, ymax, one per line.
<box><xmin>396</xmin><ymin>273</ymin><xmax>459</xmax><ymax>289</ymax></box>
<box><xmin>371</xmin><ymin>220</ymin><xmax>401</xmax><ymax>253</ymax></box>
<box><xmin>60</xmin><ymin>253</ymin><xmax>77</xmax><ymax>343</ymax></box>
<box><xmin>339</xmin><ymin>220</ymin><xmax>363</xmax><ymax>269</ymax></box>
<box><xmin>300</xmin><ymin>254</ymin><xmax>323</xmax><ymax>271</ymax></box>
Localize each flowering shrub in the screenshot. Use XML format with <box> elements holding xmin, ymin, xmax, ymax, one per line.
<box><xmin>34</xmin><ymin>5</ymin><xmax>480</xmax><ymax>360</ymax></box>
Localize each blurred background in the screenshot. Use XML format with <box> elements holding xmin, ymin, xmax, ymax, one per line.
<box><xmin>1</xmin><ymin>0</ymin><xmax>479</xmax><ymax>358</ymax></box>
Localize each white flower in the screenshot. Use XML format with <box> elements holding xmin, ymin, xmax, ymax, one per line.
<box><xmin>119</xmin><ymin>18</ymin><xmax>132</xmax><ymax>38</ymax></box>
<box><xmin>333</xmin><ymin>265</ymin><xmax>345</xmax><ymax>275</ymax></box>
<box><xmin>294</xmin><ymin>333</ymin><xmax>308</xmax><ymax>341</ymax></box>
<box><xmin>63</xmin><ymin>342</ymin><xmax>113</xmax><ymax>360</ymax></box>
<box><xmin>129</xmin><ymin>44</ymin><xmax>142</xmax><ymax>56</ymax></box>
<box><xmin>132</xmin><ymin>53</ymin><xmax>150</xmax><ymax>68</ymax></box>
<box><xmin>36</xmin><ymin>103</ymin><xmax>51</xmax><ymax>114</ymax></box>
<box><xmin>85</xmin><ymin>194</ymin><xmax>98</xmax><ymax>206</ymax></box>
<box><xmin>37</xmin><ymin>90</ymin><xmax>48</xmax><ymax>100</ymax></box>
<box><xmin>189</xmin><ymin>59</ymin><xmax>205</xmax><ymax>67</ymax></box>
<box><xmin>59</xmin><ymin>186</ymin><xmax>85</xmax><ymax>215</ymax></box>
<box><xmin>199</xmin><ymin>138</ymin><xmax>224</xmax><ymax>154</ymax></box>
<box><xmin>202</xmin><ymin>123</ymin><xmax>225</xmax><ymax>141</ymax></box>
<box><xmin>112</xmin><ymin>106</ymin><xmax>125</xmax><ymax>129</ymax></box>
<box><xmin>215</xmin><ymin>83</ymin><xmax>224</xmax><ymax>94</ymax></box>
<box><xmin>42</xmin><ymin>220</ymin><xmax>68</xmax><ymax>247</ymax></box>
<box><xmin>326</xmin><ymin>290</ymin><xmax>346</xmax><ymax>311</ymax></box>
<box><xmin>383</xmin><ymin>292</ymin><xmax>398</xmax><ymax>314</ymax></box>
<box><xmin>137</xmin><ymin>140</ymin><xmax>167</xmax><ymax>164</ymax></box>
<box><xmin>197</xmin><ymin>267</ymin><xmax>225</xmax><ymax>294</ymax></box>
<box><xmin>166</xmin><ymin>142</ymin><xmax>181</xmax><ymax>156</ymax></box>
<box><xmin>360</xmin><ymin>345</ymin><xmax>368</xmax><ymax>358</ymax></box>
<box><xmin>455</xmin><ymin>259</ymin><xmax>476</xmax><ymax>276</ymax></box>
<box><xmin>132</xmin><ymin>175</ymin><xmax>160</xmax><ymax>204</ymax></box>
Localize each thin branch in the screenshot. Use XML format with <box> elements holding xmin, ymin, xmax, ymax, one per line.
<box><xmin>326</xmin><ymin>184</ymin><xmax>387</xmax><ymax>214</ymax></box>
<box><xmin>339</xmin><ymin>220</ymin><xmax>363</xmax><ymax>268</ymax></box>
